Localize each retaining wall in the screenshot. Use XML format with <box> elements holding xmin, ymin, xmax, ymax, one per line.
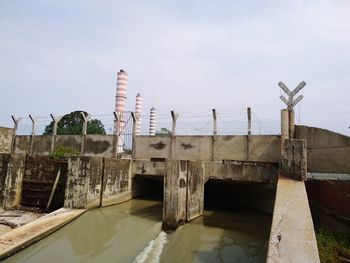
<box><xmin>14</xmin><ymin>135</ymin><xmax>115</xmax><ymax>157</ymax></box>
<box><xmin>134</xmin><ymin>135</ymin><xmax>280</xmax><ymax>162</ymax></box>
<box><xmin>296</xmin><ymin>125</ymin><xmax>350</xmax><ymax>173</ymax></box>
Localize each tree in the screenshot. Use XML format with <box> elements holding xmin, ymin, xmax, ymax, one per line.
<box><xmin>43</xmin><ymin>111</ymin><xmax>106</xmax><ymax>135</ymax></box>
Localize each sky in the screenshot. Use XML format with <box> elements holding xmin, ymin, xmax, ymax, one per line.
<box><xmin>0</xmin><ymin>0</ymin><xmax>349</xmax><ymax>135</ymax></box>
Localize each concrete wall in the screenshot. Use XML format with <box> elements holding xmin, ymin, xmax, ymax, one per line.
<box><xmin>64</xmin><ymin>156</ymin><xmax>132</xmax><ymax>209</ymax></box>
<box><xmin>0</xmin><ymin>154</ymin><xmax>11</xmax><ymax>207</ymax></box>
<box><xmin>296</xmin><ymin>125</ymin><xmax>350</xmax><ymax>173</ymax></box>
<box><xmin>14</xmin><ymin>135</ymin><xmax>115</xmax><ymax>157</ymax></box>
<box><xmin>135</xmin><ymin>135</ymin><xmax>280</xmax><ymax>163</ymax></box>
<box><xmin>0</xmin><ymin>127</ymin><xmax>14</xmax><ymax>154</ymax></box>
<box><xmin>2</xmin><ymin>154</ymin><xmax>26</xmax><ymax>209</ymax></box>
<box><xmin>64</xmin><ymin>156</ymin><xmax>104</xmax><ymax>209</ymax></box>
<box><xmin>102</xmin><ymin>159</ymin><xmax>132</xmax><ymax>206</ymax></box>
<box><xmin>83</xmin><ymin>135</ymin><xmax>114</xmax><ymax>157</ymax></box>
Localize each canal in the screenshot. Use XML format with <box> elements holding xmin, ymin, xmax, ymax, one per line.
<box><xmin>4</xmin><ymin>182</ymin><xmax>272</xmax><ymax>263</ymax></box>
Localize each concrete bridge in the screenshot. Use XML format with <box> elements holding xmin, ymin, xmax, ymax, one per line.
<box><xmin>1</xmin><ymin>106</ymin><xmax>350</xmax><ymax>262</ymax></box>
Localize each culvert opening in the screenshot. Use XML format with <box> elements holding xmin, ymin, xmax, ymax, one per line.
<box><xmin>204</xmin><ymin>179</ymin><xmax>276</xmax><ymax>214</ymax></box>
<box><xmin>132</xmin><ymin>175</ymin><xmax>164</xmax><ymax>201</ymax></box>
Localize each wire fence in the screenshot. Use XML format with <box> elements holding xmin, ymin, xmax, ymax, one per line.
<box><xmin>11</xmin><ymin>108</ymin><xmax>281</xmax><ymax>136</ymax></box>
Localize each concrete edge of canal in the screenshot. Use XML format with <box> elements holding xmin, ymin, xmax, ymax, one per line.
<box><xmin>0</xmin><ymin>208</ymin><xmax>86</xmax><ymax>260</ymax></box>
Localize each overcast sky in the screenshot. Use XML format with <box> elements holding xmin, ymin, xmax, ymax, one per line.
<box><xmin>0</xmin><ymin>0</ymin><xmax>349</xmax><ymax>135</ymax></box>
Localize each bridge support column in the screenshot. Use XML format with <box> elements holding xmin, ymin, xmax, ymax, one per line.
<box><xmin>163</xmin><ymin>160</ymin><xmax>187</xmax><ymax>231</ymax></box>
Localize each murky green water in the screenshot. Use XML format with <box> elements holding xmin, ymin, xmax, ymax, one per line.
<box><xmin>5</xmin><ymin>199</ymin><xmax>271</xmax><ymax>263</ymax></box>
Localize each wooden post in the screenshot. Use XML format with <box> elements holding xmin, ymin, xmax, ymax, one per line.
<box><xmin>212</xmin><ymin>109</ymin><xmax>217</xmax><ymax>135</ymax></box>
<box><xmin>247</xmin><ymin>107</ymin><xmax>251</xmax><ymax>135</ymax></box>
<box><xmin>28</xmin><ymin>114</ymin><xmax>36</xmax><ymax>155</ymax></box>
<box><xmin>46</xmin><ymin>167</ymin><xmax>61</xmax><ymax>209</ymax></box>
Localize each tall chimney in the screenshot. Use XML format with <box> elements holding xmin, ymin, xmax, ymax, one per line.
<box><xmin>114</xmin><ymin>69</ymin><xmax>128</xmax><ymax>152</ymax></box>
<box><xmin>134</xmin><ymin>93</ymin><xmax>143</xmax><ymax>135</ymax></box>
<box><xmin>149</xmin><ymin>107</ymin><xmax>156</xmax><ymax>136</ymax></box>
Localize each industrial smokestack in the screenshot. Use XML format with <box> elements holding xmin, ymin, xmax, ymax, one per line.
<box><xmin>134</xmin><ymin>93</ymin><xmax>143</xmax><ymax>136</ymax></box>
<box><xmin>114</xmin><ymin>69</ymin><xmax>128</xmax><ymax>152</ymax></box>
<box><xmin>149</xmin><ymin>107</ymin><xmax>156</xmax><ymax>136</ymax></box>
<box><xmin>115</xmin><ymin>69</ymin><xmax>128</xmax><ymax>115</ymax></box>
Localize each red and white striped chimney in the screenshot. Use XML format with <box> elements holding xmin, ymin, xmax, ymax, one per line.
<box><xmin>134</xmin><ymin>93</ymin><xmax>143</xmax><ymax>135</ymax></box>
<box><xmin>114</xmin><ymin>69</ymin><xmax>128</xmax><ymax>152</ymax></box>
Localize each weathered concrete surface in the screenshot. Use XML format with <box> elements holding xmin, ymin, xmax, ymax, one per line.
<box><xmin>0</xmin><ymin>155</ymin><xmax>11</xmax><ymax>207</ymax></box>
<box><xmin>64</xmin><ymin>157</ymin><xmax>103</xmax><ymax>209</ymax></box>
<box><xmin>280</xmin><ymin>139</ymin><xmax>307</xmax><ymax>181</ymax></box>
<box><xmin>32</xmin><ymin>135</ymin><xmax>52</xmax><ymax>155</ymax></box>
<box><xmin>131</xmin><ymin>160</ymin><xmax>277</xmax><ymax>183</ymax></box>
<box><xmin>0</xmin><ymin>208</ymin><xmax>85</xmax><ymax>260</ymax></box>
<box><xmin>248</xmin><ymin>136</ymin><xmax>280</xmax><ymax>163</ymax></box>
<box><xmin>204</xmin><ymin>162</ymin><xmax>277</xmax><ymax>183</ymax></box>
<box><xmin>174</xmin><ymin>136</ymin><xmax>212</xmax><ymax>160</ymax></box>
<box><xmin>83</xmin><ymin>135</ymin><xmax>114</xmax><ymax>157</ymax></box>
<box><xmin>134</xmin><ymin>136</ymin><xmax>171</xmax><ymax>159</ymax></box>
<box><xmin>214</xmin><ymin>136</ymin><xmax>247</xmax><ymax>161</ymax></box>
<box><xmin>54</xmin><ymin>135</ymin><xmax>82</xmax><ymax>152</ymax></box>
<box><xmin>187</xmin><ymin>161</ymin><xmax>204</xmax><ymax>221</ymax></box>
<box><xmin>135</xmin><ymin>135</ymin><xmax>280</xmax><ymax>163</ymax></box>
<box><xmin>14</xmin><ymin>135</ymin><xmax>115</xmax><ymax>157</ymax></box>
<box><xmin>296</xmin><ymin>125</ymin><xmax>350</xmax><ymax>173</ymax></box>
<box><xmin>132</xmin><ymin>160</ymin><xmax>166</xmax><ymax>176</ymax></box>
<box><xmin>102</xmin><ymin>158</ymin><xmax>132</xmax><ymax>206</ymax></box>
<box><xmin>12</xmin><ymin>136</ymin><xmax>30</xmax><ymax>154</ymax></box>
<box><xmin>163</xmin><ymin>160</ymin><xmax>187</xmax><ymax>230</ymax></box>
<box><xmin>2</xmin><ymin>154</ymin><xmax>26</xmax><ymax>209</ymax></box>
<box><xmin>267</xmin><ymin>175</ymin><xmax>319</xmax><ymax>263</ymax></box>
<box><xmin>0</xmin><ymin>127</ymin><xmax>13</xmax><ymax>154</ymax></box>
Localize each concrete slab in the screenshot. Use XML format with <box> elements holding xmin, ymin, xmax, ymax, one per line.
<box><xmin>0</xmin><ymin>208</ymin><xmax>85</xmax><ymax>260</ymax></box>
<box><xmin>267</xmin><ymin>175</ymin><xmax>320</xmax><ymax>263</ymax></box>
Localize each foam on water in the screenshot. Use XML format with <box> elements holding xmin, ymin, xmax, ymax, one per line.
<box><xmin>133</xmin><ymin>231</ymin><xmax>167</xmax><ymax>263</ymax></box>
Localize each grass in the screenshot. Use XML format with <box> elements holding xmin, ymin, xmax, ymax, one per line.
<box><xmin>316</xmin><ymin>229</ymin><xmax>350</xmax><ymax>263</ymax></box>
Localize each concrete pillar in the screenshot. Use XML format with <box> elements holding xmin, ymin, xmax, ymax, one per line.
<box><xmin>187</xmin><ymin>161</ymin><xmax>204</xmax><ymax>221</ymax></box>
<box><xmin>288</xmin><ymin>110</ymin><xmax>295</xmax><ymax>139</ymax></box>
<box><xmin>281</xmin><ymin>109</ymin><xmax>289</xmax><ymax>141</ymax></box>
<box><xmin>163</xmin><ymin>160</ymin><xmax>187</xmax><ymax>230</ymax></box>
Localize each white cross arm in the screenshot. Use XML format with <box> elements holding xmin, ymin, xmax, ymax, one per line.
<box><xmin>292</xmin><ymin>95</ymin><xmax>304</xmax><ymax>107</ymax></box>
<box><xmin>280</xmin><ymin>95</ymin><xmax>289</xmax><ymax>105</ymax></box>
<box><xmin>291</xmin><ymin>81</ymin><xmax>306</xmax><ymax>97</ymax></box>
<box><xmin>278</xmin><ymin>82</ymin><xmax>291</xmax><ymax>96</ymax></box>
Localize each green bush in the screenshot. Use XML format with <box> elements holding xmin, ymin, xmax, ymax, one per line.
<box><xmin>51</xmin><ymin>146</ymin><xmax>80</xmax><ymax>159</ymax></box>
<box><xmin>317</xmin><ymin>229</ymin><xmax>350</xmax><ymax>263</ymax></box>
